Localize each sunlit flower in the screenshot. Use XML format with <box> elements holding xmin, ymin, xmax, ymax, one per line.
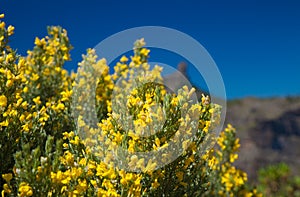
<box><xmin>2</xmin><ymin>173</ymin><xmax>12</xmax><ymax>182</ymax></box>
<box><xmin>0</xmin><ymin>95</ymin><xmax>7</xmax><ymax>108</ymax></box>
<box><xmin>18</xmin><ymin>182</ymin><xmax>33</xmax><ymax>197</ymax></box>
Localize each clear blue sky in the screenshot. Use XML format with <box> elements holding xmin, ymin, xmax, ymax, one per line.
<box><xmin>1</xmin><ymin>0</ymin><xmax>300</xmax><ymax>99</ymax></box>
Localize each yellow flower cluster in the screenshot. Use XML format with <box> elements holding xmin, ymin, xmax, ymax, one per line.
<box><xmin>18</xmin><ymin>182</ymin><xmax>33</xmax><ymax>197</ymax></box>
<box><xmin>221</xmin><ymin>165</ymin><xmax>247</xmax><ymax>192</ymax></box>
<box><xmin>0</xmin><ymin>14</ymin><xmax>261</xmax><ymax>196</ymax></box>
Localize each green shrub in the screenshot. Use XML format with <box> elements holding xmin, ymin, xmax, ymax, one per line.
<box><xmin>258</xmin><ymin>163</ymin><xmax>300</xmax><ymax>196</ymax></box>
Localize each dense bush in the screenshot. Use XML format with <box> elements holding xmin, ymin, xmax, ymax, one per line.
<box><xmin>0</xmin><ymin>14</ymin><xmax>261</xmax><ymax>196</ymax></box>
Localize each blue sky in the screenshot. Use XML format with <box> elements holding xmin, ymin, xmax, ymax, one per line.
<box><xmin>1</xmin><ymin>0</ymin><xmax>300</xmax><ymax>99</ymax></box>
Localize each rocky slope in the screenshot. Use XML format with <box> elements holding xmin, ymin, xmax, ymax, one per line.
<box><xmin>226</xmin><ymin>97</ymin><xmax>300</xmax><ymax>181</ymax></box>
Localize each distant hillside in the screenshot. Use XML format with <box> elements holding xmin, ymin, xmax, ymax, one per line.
<box><xmin>226</xmin><ymin>96</ymin><xmax>300</xmax><ymax>182</ymax></box>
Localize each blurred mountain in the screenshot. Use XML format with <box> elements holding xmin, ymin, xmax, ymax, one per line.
<box><xmin>164</xmin><ymin>62</ymin><xmax>300</xmax><ymax>182</ymax></box>
<box><xmin>163</xmin><ymin>62</ymin><xmax>208</xmax><ymax>99</ymax></box>
<box><xmin>226</xmin><ymin>96</ymin><xmax>300</xmax><ymax>182</ymax></box>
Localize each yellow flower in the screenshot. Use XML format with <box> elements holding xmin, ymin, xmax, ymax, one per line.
<box><xmin>33</xmin><ymin>96</ymin><xmax>41</xmax><ymax>105</ymax></box>
<box><xmin>134</xmin><ymin>175</ymin><xmax>142</xmax><ymax>186</ymax></box>
<box><xmin>6</xmin><ymin>53</ymin><xmax>14</xmax><ymax>63</ymax></box>
<box><xmin>0</xmin><ymin>95</ymin><xmax>7</xmax><ymax>108</ymax></box>
<box><xmin>60</xmin><ymin>90</ymin><xmax>72</xmax><ymax>101</ymax></box>
<box><xmin>170</xmin><ymin>97</ymin><xmax>178</xmax><ymax>106</ymax></box>
<box><xmin>34</xmin><ymin>37</ymin><xmax>42</xmax><ymax>46</ymax></box>
<box><xmin>31</xmin><ymin>73</ymin><xmax>39</xmax><ymax>81</ymax></box>
<box><xmin>0</xmin><ymin>120</ymin><xmax>9</xmax><ymax>127</ymax></box>
<box><xmin>78</xmin><ymin>158</ymin><xmax>86</xmax><ymax>166</ymax></box>
<box><xmin>140</xmin><ymin>48</ymin><xmax>150</xmax><ymax>56</ymax></box>
<box><xmin>62</xmin><ymin>132</ymin><xmax>69</xmax><ymax>140</ymax></box>
<box><xmin>151</xmin><ymin>178</ymin><xmax>160</xmax><ymax>189</ymax></box>
<box><xmin>128</xmin><ymin>140</ymin><xmax>136</xmax><ymax>153</ymax></box>
<box><xmin>3</xmin><ymin>183</ymin><xmax>12</xmax><ymax>195</ymax></box>
<box><xmin>60</xmin><ymin>151</ymin><xmax>74</xmax><ymax>165</ymax></box>
<box><xmin>76</xmin><ymin>179</ymin><xmax>88</xmax><ymax>193</ymax></box>
<box><xmin>70</xmin><ymin>136</ymin><xmax>80</xmax><ymax>145</ymax></box>
<box><xmin>0</xmin><ymin>14</ymin><xmax>4</xmax><ymax>19</ymax></box>
<box><xmin>131</xmin><ymin>55</ymin><xmax>141</xmax><ymax>65</ymax></box>
<box><xmin>56</xmin><ymin>103</ymin><xmax>65</xmax><ymax>111</ymax></box>
<box><xmin>143</xmin><ymin>159</ymin><xmax>157</xmax><ymax>173</ymax></box>
<box><xmin>21</xmin><ymin>123</ymin><xmax>30</xmax><ymax>132</ymax></box>
<box><xmin>128</xmin><ymin>155</ymin><xmax>139</xmax><ymax>170</ymax></box>
<box><xmin>120</xmin><ymin>55</ymin><xmax>128</xmax><ymax>62</ymax></box>
<box><xmin>0</xmin><ymin>22</ymin><xmax>5</xmax><ymax>29</ymax></box>
<box><xmin>63</xmin><ymin>53</ymin><xmax>70</xmax><ymax>60</ymax></box>
<box><xmin>221</xmin><ymin>173</ymin><xmax>233</xmax><ymax>192</ymax></box>
<box><xmin>63</xmin><ymin>143</ymin><xmax>68</xmax><ymax>148</ymax></box>
<box><xmin>7</xmin><ymin>25</ymin><xmax>15</xmax><ymax>36</ymax></box>
<box><xmin>124</xmin><ymin>173</ymin><xmax>133</xmax><ymax>183</ymax></box>
<box><xmin>230</xmin><ymin>153</ymin><xmax>238</xmax><ymax>163</ymax></box>
<box><xmin>23</xmin><ymin>86</ymin><xmax>29</xmax><ymax>93</ymax></box>
<box><xmin>6</xmin><ymin>79</ymin><xmax>13</xmax><ymax>87</ymax></box>
<box><xmin>96</xmin><ymin>162</ymin><xmax>108</xmax><ymax>177</ymax></box>
<box><xmin>136</xmin><ymin>158</ymin><xmax>145</xmax><ymax>170</ymax></box>
<box><xmin>19</xmin><ymin>114</ymin><xmax>25</xmax><ymax>122</ymax></box>
<box><xmin>2</xmin><ymin>173</ymin><xmax>12</xmax><ymax>182</ymax></box>
<box><xmin>18</xmin><ymin>182</ymin><xmax>33</xmax><ymax>197</ymax></box>
<box><xmin>102</xmin><ymin>166</ymin><xmax>117</xmax><ymax>179</ymax></box>
<box><xmin>113</xmin><ymin>132</ymin><xmax>123</xmax><ymax>143</ymax></box>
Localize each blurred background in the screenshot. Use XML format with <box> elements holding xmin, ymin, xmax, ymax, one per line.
<box><xmin>2</xmin><ymin>0</ymin><xmax>300</xmax><ymax>184</ymax></box>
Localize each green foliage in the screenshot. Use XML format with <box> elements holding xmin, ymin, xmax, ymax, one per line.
<box><xmin>258</xmin><ymin>163</ymin><xmax>300</xmax><ymax>196</ymax></box>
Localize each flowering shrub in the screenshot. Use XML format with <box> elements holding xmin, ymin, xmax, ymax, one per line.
<box><xmin>0</xmin><ymin>14</ymin><xmax>261</xmax><ymax>196</ymax></box>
